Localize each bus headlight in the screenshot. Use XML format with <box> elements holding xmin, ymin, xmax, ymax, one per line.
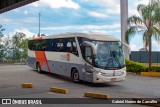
<box><xmin>98</xmin><ymin>72</ymin><xmax>102</xmax><ymax>75</ymax></box>
<box><xmin>97</xmin><ymin>72</ymin><xmax>106</xmax><ymax>76</ymax></box>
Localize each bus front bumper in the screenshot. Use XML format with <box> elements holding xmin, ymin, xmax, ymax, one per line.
<box><xmin>93</xmin><ymin>71</ymin><xmax>126</xmax><ymax>83</ymax></box>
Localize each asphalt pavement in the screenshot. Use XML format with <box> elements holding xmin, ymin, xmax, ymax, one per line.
<box><xmin>0</xmin><ymin>65</ymin><xmax>159</xmax><ymax>107</ymax></box>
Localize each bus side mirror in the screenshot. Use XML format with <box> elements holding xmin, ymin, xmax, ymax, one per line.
<box><xmin>83</xmin><ymin>41</ymin><xmax>96</xmax><ymax>55</ymax></box>
<box><xmin>122</xmin><ymin>43</ymin><xmax>131</xmax><ymax>59</ymax></box>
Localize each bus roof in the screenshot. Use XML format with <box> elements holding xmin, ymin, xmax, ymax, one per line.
<box><xmin>33</xmin><ymin>32</ymin><xmax>120</xmax><ymax>41</ymax></box>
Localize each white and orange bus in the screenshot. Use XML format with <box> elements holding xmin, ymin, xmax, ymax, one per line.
<box><xmin>28</xmin><ymin>32</ymin><xmax>126</xmax><ymax>83</ymax></box>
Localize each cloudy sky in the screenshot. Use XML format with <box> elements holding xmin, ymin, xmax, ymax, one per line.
<box><xmin>1</xmin><ymin>0</ymin><xmax>159</xmax><ymax>51</ymax></box>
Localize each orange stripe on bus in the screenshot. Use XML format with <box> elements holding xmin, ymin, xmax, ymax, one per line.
<box><xmin>33</xmin><ymin>37</ymin><xmax>51</xmax><ymax>72</ymax></box>
<box><xmin>44</xmin><ymin>52</ymin><xmax>51</xmax><ymax>73</ymax></box>
<box><xmin>35</xmin><ymin>51</ymin><xmax>46</xmax><ymax>69</ymax></box>
<box><xmin>35</xmin><ymin>51</ymin><xmax>51</xmax><ymax>73</ymax></box>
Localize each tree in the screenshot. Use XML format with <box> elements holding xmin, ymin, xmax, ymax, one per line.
<box><xmin>0</xmin><ymin>24</ymin><xmax>5</xmax><ymax>62</ymax></box>
<box><xmin>0</xmin><ymin>24</ymin><xmax>5</xmax><ymax>42</ymax></box>
<box><xmin>2</xmin><ymin>35</ymin><xmax>12</xmax><ymax>61</ymax></box>
<box><xmin>12</xmin><ymin>32</ymin><xmax>26</xmax><ymax>61</ymax></box>
<box><xmin>0</xmin><ymin>44</ymin><xmax>4</xmax><ymax>62</ymax></box>
<box><xmin>19</xmin><ymin>38</ymin><xmax>28</xmax><ymax>62</ymax></box>
<box><xmin>125</xmin><ymin>0</ymin><xmax>160</xmax><ymax>71</ymax></box>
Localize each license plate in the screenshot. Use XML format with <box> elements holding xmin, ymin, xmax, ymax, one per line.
<box><xmin>111</xmin><ymin>78</ymin><xmax>116</xmax><ymax>82</ymax></box>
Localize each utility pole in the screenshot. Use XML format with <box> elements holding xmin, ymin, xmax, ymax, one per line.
<box><xmin>120</xmin><ymin>0</ymin><xmax>130</xmax><ymax>59</ymax></box>
<box><xmin>38</xmin><ymin>12</ymin><xmax>41</xmax><ymax>37</ymax></box>
<box><xmin>120</xmin><ymin>0</ymin><xmax>128</xmax><ymax>44</ymax></box>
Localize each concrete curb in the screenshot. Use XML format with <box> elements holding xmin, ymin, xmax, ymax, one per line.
<box><xmin>22</xmin><ymin>83</ymin><xmax>33</xmax><ymax>88</ymax></box>
<box><xmin>141</xmin><ymin>72</ymin><xmax>160</xmax><ymax>77</ymax></box>
<box><xmin>84</xmin><ymin>92</ymin><xmax>109</xmax><ymax>99</ymax></box>
<box><xmin>50</xmin><ymin>87</ymin><xmax>69</xmax><ymax>94</ymax></box>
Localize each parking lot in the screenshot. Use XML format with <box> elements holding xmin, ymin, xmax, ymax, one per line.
<box><xmin>0</xmin><ymin>65</ymin><xmax>159</xmax><ymax>107</ymax></box>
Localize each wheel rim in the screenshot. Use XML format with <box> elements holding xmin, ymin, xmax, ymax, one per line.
<box><xmin>73</xmin><ymin>72</ymin><xmax>79</xmax><ymax>81</ymax></box>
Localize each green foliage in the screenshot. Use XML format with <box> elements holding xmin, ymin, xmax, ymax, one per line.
<box><xmin>125</xmin><ymin>59</ymin><xmax>147</xmax><ymax>74</ymax></box>
<box><xmin>19</xmin><ymin>39</ymin><xmax>28</xmax><ymax>60</ymax></box>
<box><xmin>0</xmin><ymin>24</ymin><xmax>5</xmax><ymax>42</ymax></box>
<box><xmin>125</xmin><ymin>0</ymin><xmax>160</xmax><ymax>71</ymax></box>
<box><xmin>0</xmin><ymin>24</ymin><xmax>29</xmax><ymax>63</ymax></box>
<box><xmin>126</xmin><ymin>0</ymin><xmax>160</xmax><ymax>49</ymax></box>
<box><xmin>126</xmin><ymin>59</ymin><xmax>160</xmax><ymax>73</ymax></box>
<box><xmin>0</xmin><ymin>44</ymin><xmax>4</xmax><ymax>60</ymax></box>
<box><xmin>0</xmin><ymin>32</ymin><xmax>28</xmax><ymax>63</ymax></box>
<box><xmin>0</xmin><ymin>24</ymin><xmax>5</xmax><ymax>61</ymax></box>
<box><xmin>146</xmin><ymin>66</ymin><xmax>160</xmax><ymax>72</ymax></box>
<box><xmin>11</xmin><ymin>32</ymin><xmax>27</xmax><ymax>61</ymax></box>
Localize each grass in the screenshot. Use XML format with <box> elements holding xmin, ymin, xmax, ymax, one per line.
<box><xmin>0</xmin><ymin>62</ymin><xmax>27</xmax><ymax>65</ymax></box>
<box><xmin>141</xmin><ymin>63</ymin><xmax>160</xmax><ymax>66</ymax></box>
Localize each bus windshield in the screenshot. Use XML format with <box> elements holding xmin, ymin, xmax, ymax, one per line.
<box><xmin>94</xmin><ymin>41</ymin><xmax>125</xmax><ymax>69</ymax></box>
<box><xmin>78</xmin><ymin>37</ymin><xmax>125</xmax><ymax>70</ymax></box>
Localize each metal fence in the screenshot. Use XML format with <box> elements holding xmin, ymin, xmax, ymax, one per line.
<box><xmin>130</xmin><ymin>51</ymin><xmax>160</xmax><ymax>63</ymax></box>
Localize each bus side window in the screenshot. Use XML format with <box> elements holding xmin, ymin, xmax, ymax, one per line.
<box><xmin>56</xmin><ymin>39</ymin><xmax>64</xmax><ymax>52</ymax></box>
<box><xmin>71</xmin><ymin>42</ymin><xmax>78</xmax><ymax>56</ymax></box>
<box><xmin>41</xmin><ymin>40</ymin><xmax>47</xmax><ymax>51</ymax></box>
<box><xmin>66</xmin><ymin>39</ymin><xmax>78</xmax><ymax>56</ymax></box>
<box><xmin>56</xmin><ymin>42</ymin><xmax>61</xmax><ymax>51</ymax></box>
<box><xmin>67</xmin><ymin>42</ymin><xmax>72</xmax><ymax>52</ymax></box>
<box><xmin>82</xmin><ymin>46</ymin><xmax>93</xmax><ymax>65</ymax></box>
<box><xmin>47</xmin><ymin>39</ymin><xmax>57</xmax><ymax>51</ymax></box>
<box><xmin>28</xmin><ymin>40</ymin><xmax>34</xmax><ymax>50</ymax></box>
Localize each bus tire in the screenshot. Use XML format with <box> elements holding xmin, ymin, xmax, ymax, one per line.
<box><xmin>72</xmin><ymin>69</ymin><xmax>80</xmax><ymax>83</ymax></box>
<box><xmin>36</xmin><ymin>62</ymin><xmax>42</xmax><ymax>73</ymax></box>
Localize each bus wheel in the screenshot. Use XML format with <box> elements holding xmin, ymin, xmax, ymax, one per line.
<box><xmin>36</xmin><ymin>62</ymin><xmax>42</xmax><ymax>73</ymax></box>
<box><xmin>72</xmin><ymin>69</ymin><xmax>80</xmax><ymax>82</ymax></box>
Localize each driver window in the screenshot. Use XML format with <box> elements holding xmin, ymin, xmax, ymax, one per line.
<box><xmin>82</xmin><ymin>46</ymin><xmax>93</xmax><ymax>64</ymax></box>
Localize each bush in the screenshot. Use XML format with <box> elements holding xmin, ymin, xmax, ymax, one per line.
<box><xmin>125</xmin><ymin>59</ymin><xmax>147</xmax><ymax>74</ymax></box>
<box><xmin>146</xmin><ymin>66</ymin><xmax>160</xmax><ymax>72</ymax></box>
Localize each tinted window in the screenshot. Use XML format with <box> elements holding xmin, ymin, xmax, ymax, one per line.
<box><xmin>28</xmin><ymin>40</ymin><xmax>34</xmax><ymax>50</ymax></box>
<box><xmin>28</xmin><ymin>38</ymin><xmax>78</xmax><ymax>56</ymax></box>
<box><xmin>56</xmin><ymin>39</ymin><xmax>64</xmax><ymax>52</ymax></box>
<box><xmin>46</xmin><ymin>39</ymin><xmax>57</xmax><ymax>51</ymax></box>
<box><xmin>28</xmin><ymin>40</ymin><xmax>46</xmax><ymax>51</ymax></box>
<box><xmin>64</xmin><ymin>38</ymin><xmax>78</xmax><ymax>56</ymax></box>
